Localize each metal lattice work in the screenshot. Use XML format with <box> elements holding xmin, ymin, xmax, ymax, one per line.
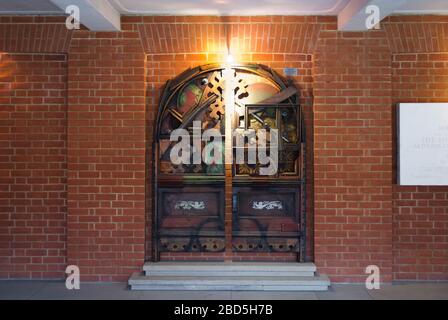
<box><xmin>153</xmin><ymin>63</ymin><xmax>306</xmax><ymax>261</ymax></box>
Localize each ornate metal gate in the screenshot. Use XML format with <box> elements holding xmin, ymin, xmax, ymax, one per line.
<box><xmin>153</xmin><ymin>63</ymin><xmax>306</xmax><ymax>261</ymax></box>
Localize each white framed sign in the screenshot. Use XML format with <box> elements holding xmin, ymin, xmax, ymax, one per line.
<box><xmin>398</xmin><ymin>103</ymin><xmax>448</xmax><ymax>186</ymax></box>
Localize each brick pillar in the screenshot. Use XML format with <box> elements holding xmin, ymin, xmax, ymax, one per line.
<box><xmin>0</xmin><ymin>53</ymin><xmax>67</xmax><ymax>279</ymax></box>
<box><xmin>67</xmin><ymin>30</ymin><xmax>146</xmax><ymax>281</ymax></box>
<box><xmin>313</xmin><ymin>29</ymin><xmax>393</xmax><ymax>282</ymax></box>
<box><xmin>224</xmin><ymin>164</ymin><xmax>233</xmax><ymax>261</ymax></box>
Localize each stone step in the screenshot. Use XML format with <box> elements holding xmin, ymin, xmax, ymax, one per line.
<box><xmin>128</xmin><ymin>272</ymin><xmax>330</xmax><ymax>291</ymax></box>
<box><xmin>143</xmin><ymin>262</ymin><xmax>317</xmax><ymax>277</ymax></box>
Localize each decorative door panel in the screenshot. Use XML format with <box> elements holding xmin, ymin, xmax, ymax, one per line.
<box><xmin>157</xmin><ymin>187</ymin><xmax>225</xmax><ymax>253</ymax></box>
<box><xmin>232</xmin><ymin>187</ymin><xmax>304</xmax><ymax>254</ymax></box>
<box><xmin>236</xmin><ymin>188</ymin><xmax>298</xmax><ymax>217</ymax></box>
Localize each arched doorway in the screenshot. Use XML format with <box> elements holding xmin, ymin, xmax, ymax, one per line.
<box><xmin>152</xmin><ymin>63</ymin><xmax>306</xmax><ymax>262</ymax></box>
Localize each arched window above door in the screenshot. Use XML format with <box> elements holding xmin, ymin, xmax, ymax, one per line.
<box><xmin>155</xmin><ymin>63</ymin><xmax>303</xmax><ymax>178</ymax></box>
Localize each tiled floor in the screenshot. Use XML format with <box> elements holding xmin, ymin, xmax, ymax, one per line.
<box><xmin>0</xmin><ymin>281</ymin><xmax>447</xmax><ymax>300</ymax></box>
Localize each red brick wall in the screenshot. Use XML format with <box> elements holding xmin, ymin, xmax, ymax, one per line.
<box><xmin>67</xmin><ymin>30</ymin><xmax>146</xmax><ymax>281</ymax></box>
<box><xmin>382</xmin><ymin>16</ymin><xmax>448</xmax><ymax>281</ymax></box>
<box><xmin>383</xmin><ymin>16</ymin><xmax>448</xmax><ymax>54</ymax></box>
<box><xmin>391</xmin><ymin>52</ymin><xmax>448</xmax><ymax>280</ymax></box>
<box><xmin>133</xmin><ymin>16</ymin><xmax>323</xmax><ymax>54</ymax></box>
<box><xmin>1</xmin><ymin>15</ymin><xmax>448</xmax><ymax>282</ymax></box>
<box><xmin>0</xmin><ymin>16</ymin><xmax>72</xmax><ymax>53</ymax></box>
<box><xmin>0</xmin><ymin>53</ymin><xmax>67</xmax><ymax>279</ymax></box>
<box><xmin>313</xmin><ymin>27</ymin><xmax>393</xmax><ymax>282</ymax></box>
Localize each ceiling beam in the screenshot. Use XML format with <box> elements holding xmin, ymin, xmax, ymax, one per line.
<box><xmin>338</xmin><ymin>0</ymin><xmax>407</xmax><ymax>31</ymax></box>
<box><xmin>50</xmin><ymin>0</ymin><xmax>121</xmax><ymax>31</ymax></box>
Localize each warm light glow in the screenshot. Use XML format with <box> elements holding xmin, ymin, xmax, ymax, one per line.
<box><xmin>0</xmin><ymin>53</ymin><xmax>15</xmax><ymax>92</ymax></box>
<box><xmin>224</xmin><ymin>61</ymin><xmax>234</xmax><ymax>165</ymax></box>
<box><xmin>226</xmin><ymin>54</ymin><xmax>234</xmax><ymax>65</ymax></box>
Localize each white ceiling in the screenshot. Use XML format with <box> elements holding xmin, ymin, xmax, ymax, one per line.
<box><xmin>111</xmin><ymin>0</ymin><xmax>350</xmax><ymax>16</ymax></box>
<box><xmin>0</xmin><ymin>0</ymin><xmax>447</xmax><ymax>16</ymax></box>
<box><xmin>0</xmin><ymin>0</ymin><xmax>62</xmax><ymax>14</ymax></box>
<box><xmin>396</xmin><ymin>0</ymin><xmax>448</xmax><ymax>14</ymax></box>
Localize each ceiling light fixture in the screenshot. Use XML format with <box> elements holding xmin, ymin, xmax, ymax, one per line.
<box><xmin>226</xmin><ymin>53</ymin><xmax>234</xmax><ymax>65</ymax></box>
